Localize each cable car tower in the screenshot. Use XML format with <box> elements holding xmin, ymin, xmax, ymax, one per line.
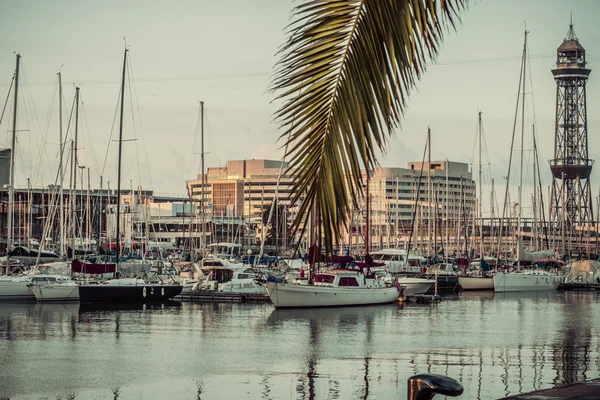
<box><xmin>549</xmin><ymin>21</ymin><xmax>594</xmax><ymax>255</ymax></box>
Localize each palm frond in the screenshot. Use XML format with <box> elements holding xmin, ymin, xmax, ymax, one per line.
<box><xmin>273</xmin><ymin>0</ymin><xmax>465</xmax><ymax>255</ymax></box>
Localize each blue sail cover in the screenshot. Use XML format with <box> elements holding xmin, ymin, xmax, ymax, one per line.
<box><xmin>480</xmin><ymin>259</ymin><xmax>493</xmax><ymax>272</ymax></box>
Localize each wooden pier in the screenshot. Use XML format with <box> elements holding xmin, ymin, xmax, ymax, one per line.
<box><xmin>175</xmin><ymin>291</ymin><xmax>271</xmax><ymax>303</ymax></box>
<box><xmin>399</xmin><ymin>294</ymin><xmax>442</xmax><ymax>304</ymax></box>
<box><xmin>500</xmin><ymin>378</ymin><xmax>600</xmax><ymax>399</ymax></box>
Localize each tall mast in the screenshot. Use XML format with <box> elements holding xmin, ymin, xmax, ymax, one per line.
<box><xmin>532</xmin><ymin>125</ymin><xmax>538</xmax><ymax>251</ymax></box>
<box><xmin>478</xmin><ymin>111</ymin><xmax>483</xmax><ymax>258</ymax></box>
<box><xmin>6</xmin><ymin>54</ymin><xmax>20</xmax><ymax>270</ymax></box>
<box><xmin>86</xmin><ymin>167</ymin><xmax>91</xmax><ymax>251</ymax></box>
<box><xmin>58</xmin><ymin>71</ymin><xmax>65</xmax><ymax>257</ymax></box>
<box><xmin>200</xmin><ymin>100</ymin><xmax>205</xmax><ymax>256</ymax></box>
<box><xmin>115</xmin><ymin>49</ymin><xmax>128</xmax><ymax>261</ymax></box>
<box><xmin>72</xmin><ymin>87</ymin><xmax>80</xmax><ymax>256</ymax></box>
<box><xmin>365</xmin><ymin>169</ymin><xmax>370</xmax><ymax>254</ymax></box>
<box><xmin>427</xmin><ymin>127</ymin><xmax>432</xmax><ymax>256</ymax></box>
<box><xmin>517</xmin><ymin>31</ymin><xmax>528</xmax><ymax>271</ymax></box>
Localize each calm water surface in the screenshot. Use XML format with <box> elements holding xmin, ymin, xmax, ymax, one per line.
<box><xmin>1</xmin><ymin>291</ymin><xmax>599</xmax><ymax>399</ymax></box>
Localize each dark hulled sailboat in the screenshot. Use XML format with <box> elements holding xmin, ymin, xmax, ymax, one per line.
<box><xmin>76</xmin><ymin>48</ymin><xmax>182</xmax><ymax>303</ymax></box>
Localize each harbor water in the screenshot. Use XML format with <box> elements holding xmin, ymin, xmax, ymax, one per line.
<box><xmin>1</xmin><ymin>291</ymin><xmax>599</xmax><ymax>399</ymax></box>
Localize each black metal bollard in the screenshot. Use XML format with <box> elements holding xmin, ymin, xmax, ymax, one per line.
<box><xmin>407</xmin><ymin>373</ymin><xmax>463</xmax><ymax>400</ymax></box>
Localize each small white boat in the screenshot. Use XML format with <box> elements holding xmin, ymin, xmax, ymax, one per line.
<box><xmin>218</xmin><ymin>269</ymin><xmax>265</xmax><ymax>294</ymax></box>
<box><xmin>30</xmin><ymin>275</ymin><xmax>80</xmax><ymax>302</ymax></box>
<box><xmin>265</xmin><ymin>267</ymin><xmax>400</xmax><ymax>308</ymax></box>
<box><xmin>373</xmin><ymin>270</ymin><xmax>435</xmax><ymax>296</ymax></box>
<box><xmin>493</xmin><ymin>270</ymin><xmax>562</xmax><ymax>292</ymax></box>
<box><xmin>396</xmin><ymin>276</ymin><xmax>436</xmax><ymax>296</ymax></box>
<box><xmin>459</xmin><ymin>276</ymin><xmax>494</xmax><ymax>291</ymax></box>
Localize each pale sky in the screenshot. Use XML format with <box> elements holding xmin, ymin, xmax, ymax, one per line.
<box><xmin>1</xmin><ymin>0</ymin><xmax>599</xmax><ymax>218</ymax></box>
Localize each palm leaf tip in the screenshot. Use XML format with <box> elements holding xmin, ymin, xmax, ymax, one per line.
<box><xmin>273</xmin><ymin>0</ymin><xmax>466</xmax><ymax>255</ymax></box>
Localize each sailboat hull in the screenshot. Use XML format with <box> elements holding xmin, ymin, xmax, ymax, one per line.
<box><xmin>493</xmin><ymin>272</ymin><xmax>562</xmax><ymax>292</ymax></box>
<box><xmin>458</xmin><ymin>276</ymin><xmax>494</xmax><ymax>291</ymax></box>
<box><xmin>78</xmin><ymin>284</ymin><xmax>183</xmax><ymax>303</ymax></box>
<box><xmin>264</xmin><ymin>282</ymin><xmax>398</xmax><ymax>308</ymax></box>
<box><xmin>32</xmin><ymin>283</ymin><xmax>80</xmax><ymax>302</ymax></box>
<box><xmin>0</xmin><ymin>277</ymin><xmax>34</xmax><ymax>300</ymax></box>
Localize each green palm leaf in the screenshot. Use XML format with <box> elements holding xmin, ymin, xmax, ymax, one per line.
<box><xmin>273</xmin><ymin>0</ymin><xmax>465</xmax><ymax>255</ymax></box>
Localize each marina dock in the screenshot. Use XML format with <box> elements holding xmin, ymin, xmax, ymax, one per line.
<box><xmin>500</xmin><ymin>378</ymin><xmax>600</xmax><ymax>399</ymax></box>
<box><xmin>175</xmin><ymin>291</ymin><xmax>271</xmax><ymax>303</ymax></box>
<box><xmin>559</xmin><ymin>282</ymin><xmax>600</xmax><ymax>291</ymax></box>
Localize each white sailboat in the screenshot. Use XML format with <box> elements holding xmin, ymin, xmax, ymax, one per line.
<box><xmin>459</xmin><ymin>112</ymin><xmax>494</xmax><ymax>291</ymax></box>
<box><xmin>493</xmin><ymin>31</ymin><xmax>562</xmax><ymax>293</ymax></box>
<box><xmin>0</xmin><ymin>54</ymin><xmax>36</xmax><ymax>301</ymax></box>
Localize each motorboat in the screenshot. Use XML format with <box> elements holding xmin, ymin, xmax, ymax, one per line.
<box><xmin>218</xmin><ymin>268</ymin><xmax>265</xmax><ymax>294</ymax></box>
<box><xmin>264</xmin><ymin>257</ymin><xmax>400</xmax><ymax>308</ymax></box>
<box><xmin>372</xmin><ymin>270</ymin><xmax>435</xmax><ymax>296</ymax></box>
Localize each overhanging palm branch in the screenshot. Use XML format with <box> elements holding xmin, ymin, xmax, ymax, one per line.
<box><xmin>273</xmin><ymin>0</ymin><xmax>465</xmax><ymax>255</ymax></box>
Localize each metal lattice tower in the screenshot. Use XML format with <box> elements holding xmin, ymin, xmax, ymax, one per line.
<box><xmin>549</xmin><ymin>22</ymin><xmax>594</xmax><ymax>255</ymax></box>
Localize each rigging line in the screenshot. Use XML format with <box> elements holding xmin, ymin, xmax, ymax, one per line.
<box><xmin>480</xmin><ymin>119</ymin><xmax>492</xmax><ymax>185</ymax></box>
<box><xmin>187</xmin><ymin>102</ymin><xmax>201</xmax><ymax>180</ymax></box>
<box><xmin>0</xmin><ymin>54</ymin><xmax>558</xmax><ymax>88</ymax></box>
<box><xmin>0</xmin><ymin>76</ymin><xmax>14</xmax><ymax>136</ymax></box>
<box><xmin>407</xmin><ymin>139</ymin><xmax>428</xmax><ymax>255</ymax></box>
<box><xmin>79</xmin><ymin>94</ymin><xmax>102</xmax><ymax>179</ymax></box>
<box><xmin>32</xmin><ymin>74</ymin><xmax>59</xmax><ymax>189</ymax></box>
<box><xmin>21</xmin><ymin>61</ymin><xmax>51</xmax><ymax>186</ymax></box>
<box><xmin>203</xmin><ymin>109</ymin><xmax>218</xmax><ymax>171</ymax></box>
<box><xmin>100</xmin><ymin>82</ymin><xmax>123</xmax><ymax>178</ymax></box>
<box><xmin>128</xmin><ymin>53</ymin><xmax>153</xmax><ymax>190</ymax></box>
<box><xmin>497</xmin><ymin>35</ymin><xmax>526</xmax><ymax>256</ymax></box>
<box><xmin>126</xmin><ymin>58</ymin><xmax>143</xmax><ymax>188</ymax></box>
<box><xmin>431</xmin><ymin>135</ymin><xmax>448</xmax><ymax>162</ymax></box>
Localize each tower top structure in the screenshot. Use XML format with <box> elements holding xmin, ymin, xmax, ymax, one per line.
<box><xmin>553</xmin><ymin>22</ymin><xmax>589</xmax><ymax>79</ymax></box>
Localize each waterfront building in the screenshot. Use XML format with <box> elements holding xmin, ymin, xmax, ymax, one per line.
<box><xmin>355</xmin><ymin>161</ymin><xmax>476</xmax><ymax>255</ymax></box>
<box><xmin>186</xmin><ymin>158</ymin><xmax>476</xmax><ymax>255</ymax></box>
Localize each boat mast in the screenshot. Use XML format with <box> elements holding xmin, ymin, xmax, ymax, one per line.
<box><xmin>200</xmin><ymin>101</ymin><xmax>205</xmax><ymax>256</ymax></box>
<box><xmin>427</xmin><ymin>127</ymin><xmax>432</xmax><ymax>256</ymax></box>
<box><xmin>72</xmin><ymin>87</ymin><xmax>80</xmax><ymax>257</ymax></box>
<box><xmin>517</xmin><ymin>31</ymin><xmax>528</xmax><ymax>271</ymax></box>
<box><xmin>58</xmin><ymin>71</ymin><xmax>65</xmax><ymax>257</ymax></box>
<box><xmin>6</xmin><ymin>53</ymin><xmax>20</xmax><ymax>272</ymax></box>
<box><xmin>115</xmin><ymin>48</ymin><xmax>128</xmax><ymax>262</ymax></box>
<box><xmin>366</xmin><ymin>169</ymin><xmax>370</xmax><ymax>255</ymax></box>
<box><xmin>532</xmin><ymin>125</ymin><xmax>538</xmax><ymax>251</ymax></box>
<box><xmin>478</xmin><ymin>111</ymin><xmax>483</xmax><ymax>259</ymax></box>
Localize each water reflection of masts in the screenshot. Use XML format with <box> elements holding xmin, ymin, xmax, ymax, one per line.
<box><xmin>306</xmin><ymin>318</ymin><xmax>318</xmax><ymax>400</ymax></box>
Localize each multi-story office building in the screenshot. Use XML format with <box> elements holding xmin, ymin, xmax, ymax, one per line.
<box><xmin>360</xmin><ymin>161</ymin><xmax>475</xmax><ymax>253</ymax></box>
<box><xmin>186</xmin><ymin>159</ymin><xmax>476</xmax><ymax>253</ymax></box>
<box><xmin>187</xmin><ymin>159</ymin><xmax>294</xmax><ymax>223</ymax></box>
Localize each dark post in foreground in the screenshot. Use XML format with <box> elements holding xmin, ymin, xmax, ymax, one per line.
<box><xmin>407</xmin><ymin>374</ymin><xmax>463</xmax><ymax>400</ymax></box>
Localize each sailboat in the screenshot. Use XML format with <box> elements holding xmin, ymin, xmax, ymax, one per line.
<box><xmin>459</xmin><ymin>112</ymin><xmax>494</xmax><ymax>291</ymax></box>
<box><xmin>0</xmin><ymin>54</ymin><xmax>38</xmax><ymax>301</ymax></box>
<box><xmin>76</xmin><ymin>48</ymin><xmax>182</xmax><ymax>303</ymax></box>
<box><xmin>264</xmin><ymin>170</ymin><xmax>401</xmax><ymax>308</ymax></box>
<box><xmin>492</xmin><ymin>31</ymin><xmax>562</xmax><ymax>293</ymax></box>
